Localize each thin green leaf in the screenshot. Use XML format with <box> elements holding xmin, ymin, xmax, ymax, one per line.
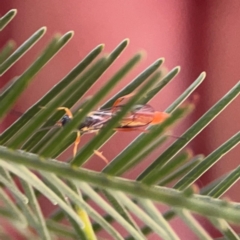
<box><xmin>214</xmin><ymin>235</ymin><xmax>240</xmax><ymax>240</ymax></box>
<box><xmin>100</xmin><ymin>58</ymin><xmax>164</xmax><ymax>109</ymax></box>
<box><xmin>0</xmin><ymin>44</ymin><xmax>104</xmax><ymax>145</ymax></box>
<box><xmin>114</xmin><ymin>135</ymin><xmax>168</xmax><ymax>176</ymax></box>
<box><xmin>0</xmin><ymin>35</ymin><xmax>59</xmax><ymax>111</ymax></box>
<box><xmin>29</xmin><ymin>39</ymin><xmax>129</xmax><ymax>154</ymax></box>
<box><xmin>161</xmin><ymin>163</ymin><xmax>240</xmax><ymax>229</ymax></box>
<box><xmin>0</xmin><ymin>31</ymin><xmax>74</xmax><ymax>119</ymax></box>
<box><xmin>6</xmin><ymin>57</ymin><xmax>106</xmax><ymax>150</ymax></box>
<box><xmin>89</xmin><ymin>136</ymin><xmax>166</xmax><ymax>236</ymax></box>
<box><xmin>0</xmin><ymin>147</ymin><xmax>240</xmax><ymax>223</ymax></box>
<box><xmin>100</xmin><ymin>67</ymin><xmax>184</xmax><ymax>176</ymax></box>
<box><xmin>103</xmin><ymin>105</ymin><xmax>190</xmax><ymax>176</ymax></box>
<box><xmin>39</xmin><ymin>52</ymin><xmax>142</xmax><ymax>158</ymax></box>
<box><xmin>12</xmin><ymin>222</ymin><xmax>42</xmax><ymax>240</ymax></box>
<box><xmin>43</xmin><ymin>178</ymin><xmax>87</xmax><ymax>239</ymax></box>
<box><xmin>92</xmin><ymin>214</ymin><xmax>114</xmax><ymax>233</ymax></box>
<box><xmin>110</xmin><ymin>191</ymin><xmax>169</xmax><ymax>239</ymax></box>
<box><xmin>0</xmin><ymin>161</ymin><xmax>85</xmax><ymax>229</ymax></box>
<box><xmin>0</xmin><ymin>167</ymin><xmax>28</xmax><ymax>204</ymax></box>
<box><xmin>79</xmin><ymin>182</ymin><xmax>144</xmax><ymax>240</ymax></box>
<box><xmin>21</xmin><ymin>180</ymin><xmax>51</xmax><ymax>240</ymax></box>
<box><xmin>158</xmin><ymin>155</ymin><xmax>203</xmax><ymax>186</ymax></box>
<box><xmin>138</xmin><ymin>81</ymin><xmax>239</xmax><ymax>181</ymax></box>
<box><xmin>67</xmin><ymin>181</ymin><xmax>95</xmax><ymax>240</ymax></box>
<box><xmin>2</xmin><ymin>33</ymin><xmax>83</xmax><ymax>147</ymax></box>
<box><xmin>0</xmin><ymin>207</ymin><xmax>13</xmax><ymax>219</ymax></box>
<box><xmin>138</xmin><ymin>199</ymin><xmax>180</xmax><ymax>240</ymax></box>
<box><xmin>143</xmin><ymin>150</ymin><xmax>192</xmax><ymax>185</ymax></box>
<box><xmin>0</xmin><ymin>40</ymin><xmax>16</xmax><ymax>64</ymax></box>
<box><xmin>174</xmin><ymin>132</ymin><xmax>240</xmax><ymax>190</ymax></box>
<box><xmin>0</xmin><ymin>187</ymin><xmax>27</xmax><ymax>227</ymax></box>
<box><xmin>27</xmin><ymin>52</ymin><xmax>142</xmax><ymax>153</ymax></box>
<box><xmin>101</xmin><ymin>189</ymin><xmax>143</xmax><ymax>236</ymax></box>
<box><xmin>0</xmin><ymin>9</ymin><xmax>17</xmax><ymax>31</ymax></box>
<box><xmin>19</xmin><ymin>39</ymin><xmax>127</xmax><ymax>154</ymax></box>
<box><xmin>0</xmin><ymin>171</ymin><xmax>44</xmax><ymax>237</ymax></box>
<box><xmin>109</xmin><ymin>71</ymin><xmax>205</xmax><ymax>179</ymax></box>
<box><xmin>210</xmin><ymin>218</ymin><xmax>240</xmax><ymax>240</ymax></box>
<box><xmin>71</xmin><ymin>63</ymin><xmax>164</xmax><ymax>166</ymax></box>
<box><xmin>41</xmin><ymin>174</ymin><xmax>123</xmax><ymax>240</ymax></box>
<box><xmin>176</xmin><ymin>209</ymin><xmax>213</xmax><ymax>240</ymax></box>
<box><xmin>206</xmin><ymin>166</ymin><xmax>240</xmax><ymax>197</ymax></box>
<box><xmin>17</xmin><ymin>201</ymin><xmax>40</xmax><ymax>238</ymax></box>
<box><xmin>139</xmin><ymin>66</ymin><xmax>180</xmax><ymax>105</ymax></box>
<box><xmin>26</xmin><ymin>60</ymin><xmax>104</xmax><ymax>151</ymax></box>
<box><xmin>42</xmin><ymin>177</ymin><xmax>91</xmax><ymax>240</ymax></box>
<box><xmin>166</xmin><ymin>72</ymin><xmax>206</xmax><ymax>113</ymax></box>
<box><xmin>155</xmin><ymin>133</ymin><xmax>240</xmax><ymax>231</ymax></box>
<box><xmin>0</xmin><ymin>27</ymin><xmax>46</xmax><ymax>76</ymax></box>
<box><xmin>52</xmin><ymin>59</ymin><xmax>165</xmax><ymax>159</ymax></box>
<box><xmin>27</xmin><ymin>58</ymin><xmax>106</xmax><ymax>154</ymax></box>
<box><xmin>46</xmin><ymin>220</ymin><xmax>77</xmax><ymax>239</ymax></box>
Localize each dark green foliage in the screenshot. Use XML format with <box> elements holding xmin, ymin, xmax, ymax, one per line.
<box><xmin>0</xmin><ymin>9</ymin><xmax>239</xmax><ymax>240</ymax></box>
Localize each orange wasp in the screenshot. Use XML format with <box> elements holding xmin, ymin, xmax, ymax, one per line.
<box><xmin>57</xmin><ymin>94</ymin><xmax>169</xmax><ymax>162</ymax></box>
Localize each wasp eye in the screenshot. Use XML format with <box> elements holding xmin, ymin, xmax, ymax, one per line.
<box><xmin>61</xmin><ymin>115</ymin><xmax>71</xmax><ymax>126</ymax></box>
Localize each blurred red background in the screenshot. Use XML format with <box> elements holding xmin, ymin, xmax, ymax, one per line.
<box><xmin>1</xmin><ymin>1</ymin><xmax>239</xmax><ymax>239</ymax></box>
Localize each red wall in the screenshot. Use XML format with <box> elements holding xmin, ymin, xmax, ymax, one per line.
<box><xmin>1</xmin><ymin>1</ymin><xmax>239</xmax><ymax>239</ymax></box>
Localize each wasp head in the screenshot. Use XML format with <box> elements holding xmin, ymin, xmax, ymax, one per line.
<box><xmin>60</xmin><ymin>115</ymin><xmax>72</xmax><ymax>126</ymax></box>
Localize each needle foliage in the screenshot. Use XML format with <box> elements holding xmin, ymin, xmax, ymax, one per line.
<box><xmin>0</xmin><ymin>9</ymin><xmax>239</xmax><ymax>240</ymax></box>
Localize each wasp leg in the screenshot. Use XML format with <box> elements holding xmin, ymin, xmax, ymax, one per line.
<box><xmin>57</xmin><ymin>107</ymin><xmax>73</xmax><ymax>119</ymax></box>
<box><xmin>72</xmin><ymin>131</ymin><xmax>108</xmax><ymax>163</ymax></box>
<box><xmin>73</xmin><ymin>131</ymin><xmax>81</xmax><ymax>157</ymax></box>
<box><xmin>93</xmin><ymin>150</ymin><xmax>108</xmax><ymax>163</ymax></box>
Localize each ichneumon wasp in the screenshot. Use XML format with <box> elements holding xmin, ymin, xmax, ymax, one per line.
<box><xmin>56</xmin><ymin>94</ymin><xmax>169</xmax><ymax>163</ymax></box>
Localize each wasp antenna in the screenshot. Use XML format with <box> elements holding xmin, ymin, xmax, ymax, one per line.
<box><xmin>37</xmin><ymin>125</ymin><xmax>61</xmax><ymax>132</ymax></box>
<box><xmin>167</xmin><ymin>135</ymin><xmax>187</xmax><ymax>140</ymax></box>
<box><xmin>9</xmin><ymin>109</ymin><xmax>23</xmax><ymax>117</ymax></box>
<box><xmin>57</xmin><ymin>107</ymin><xmax>73</xmax><ymax>119</ymax></box>
<box><xmin>164</xmin><ymin>131</ymin><xmax>187</xmax><ymax>140</ymax></box>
